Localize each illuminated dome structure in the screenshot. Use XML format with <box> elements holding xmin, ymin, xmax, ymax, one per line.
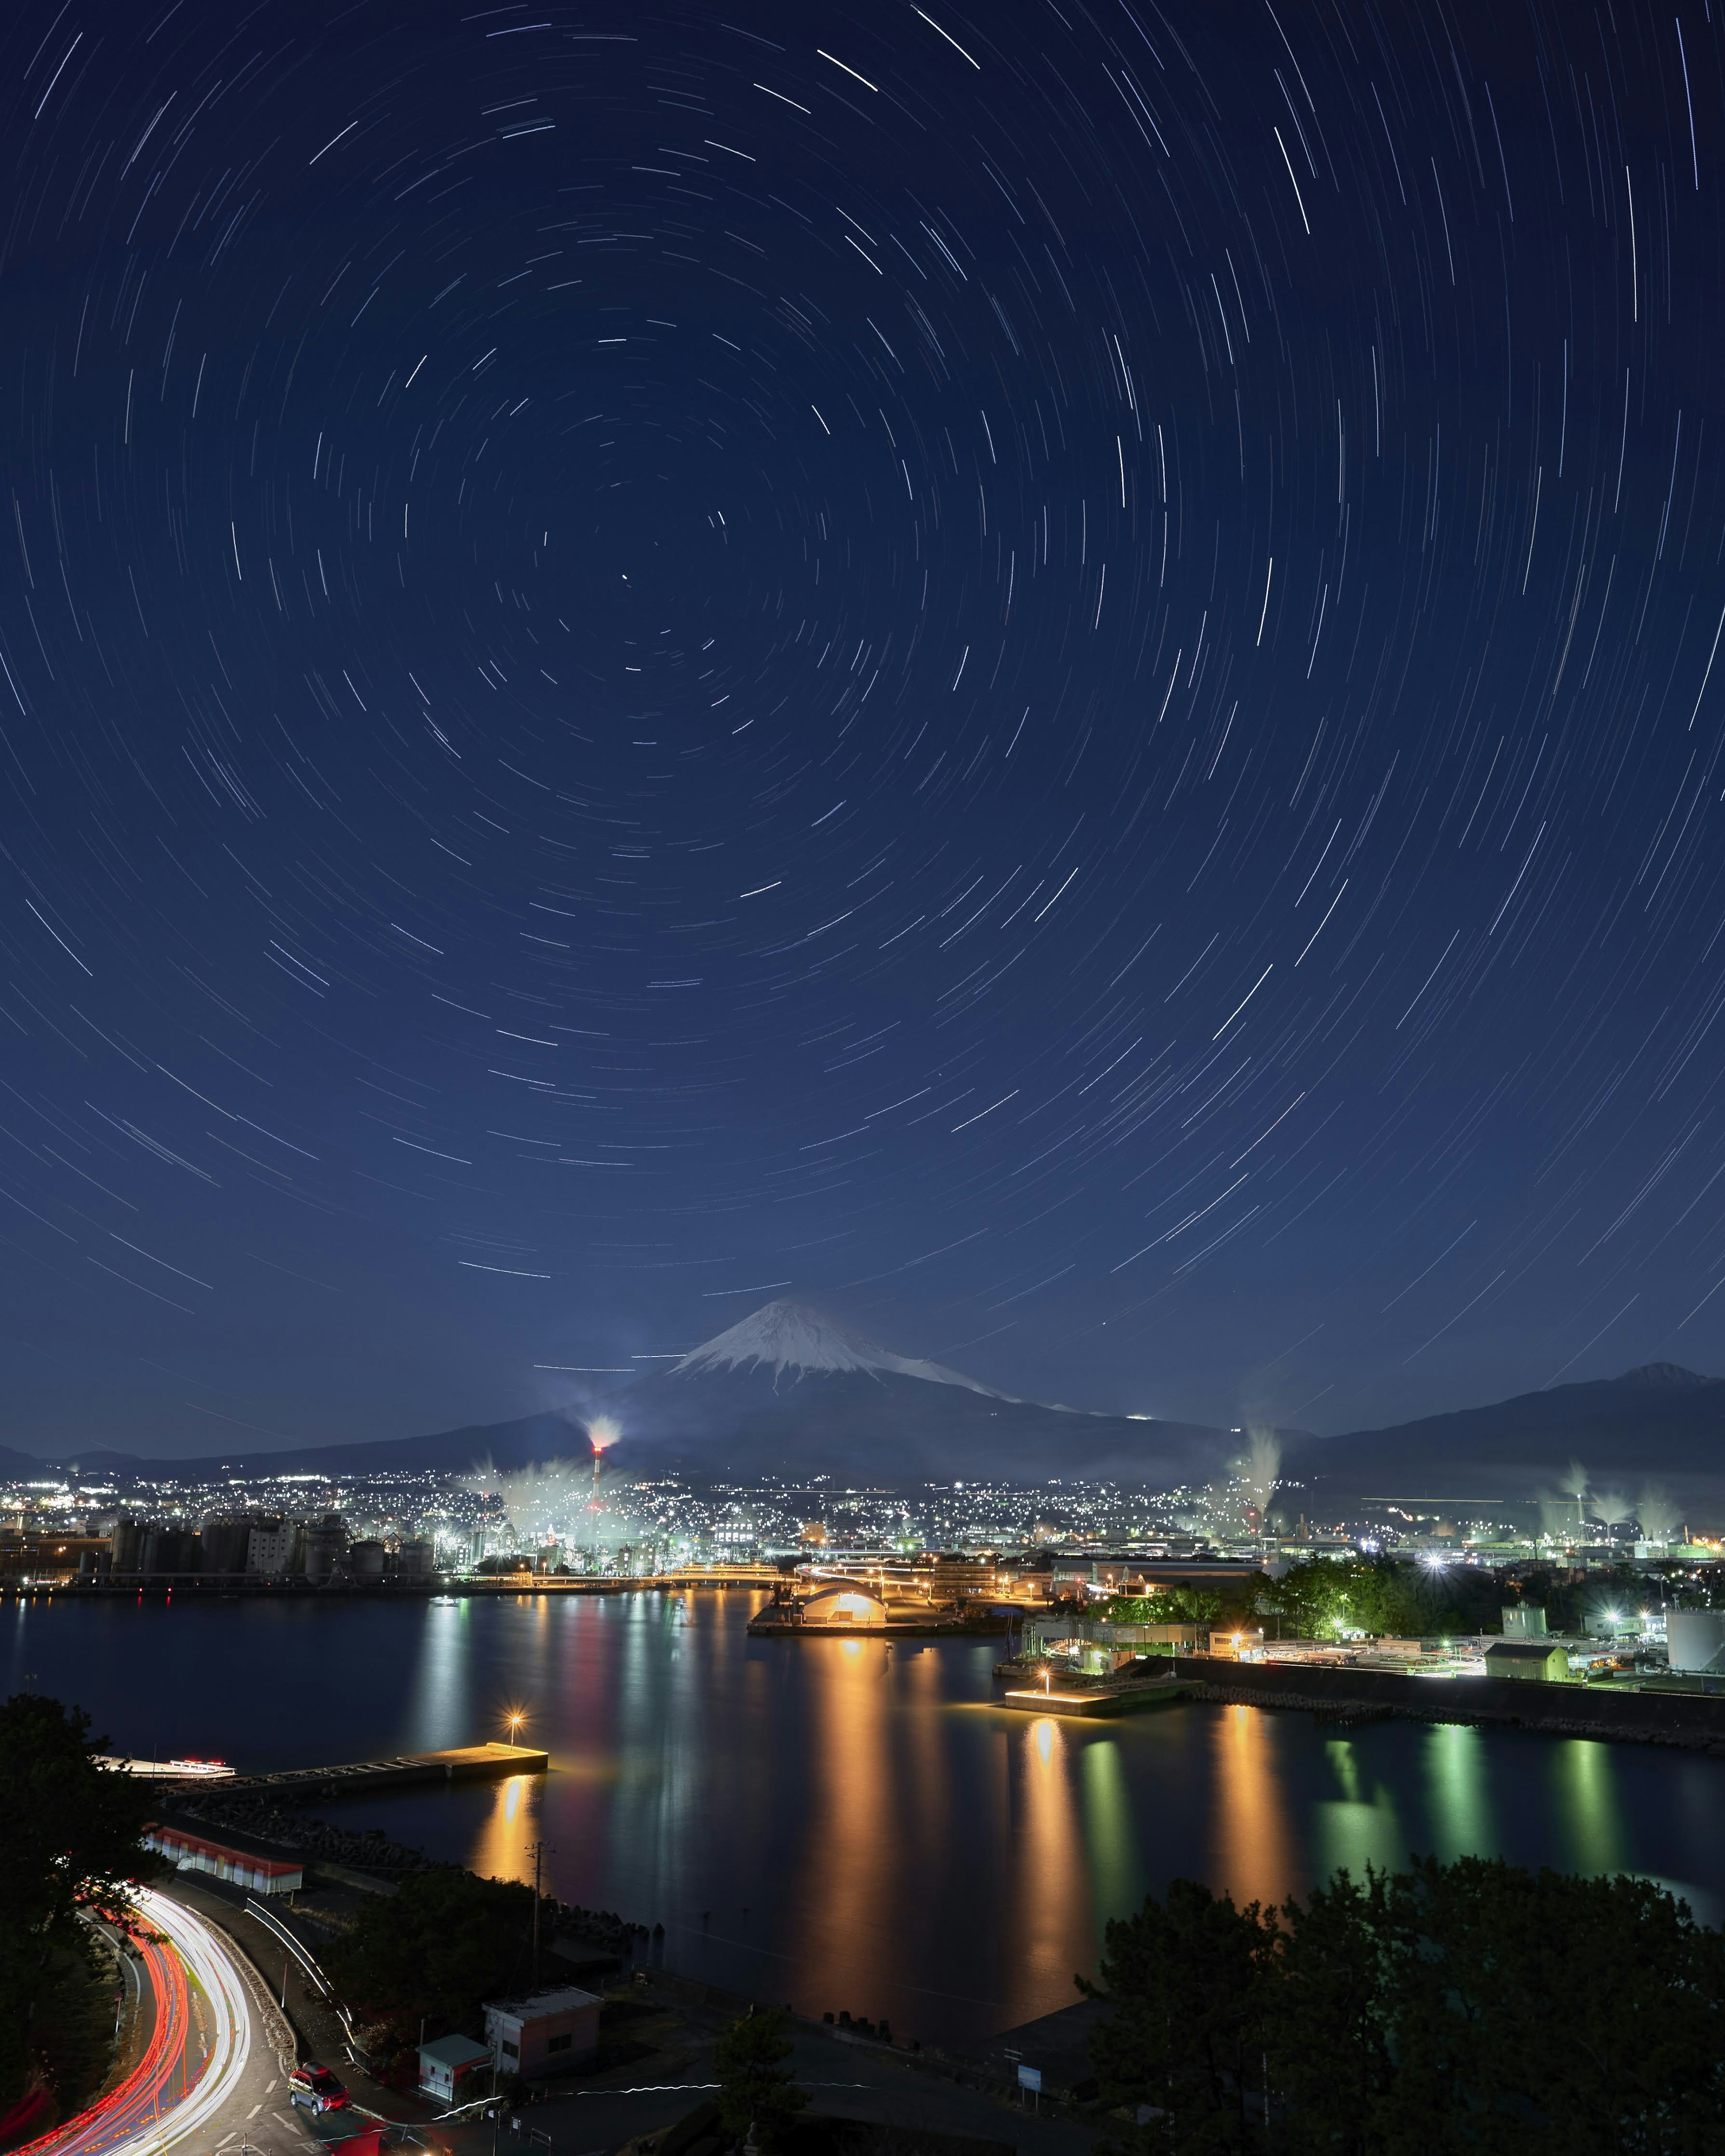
<box><xmin>800</xmin><ymin>1584</ymin><xmax>887</xmax><ymax>1629</ymax></box>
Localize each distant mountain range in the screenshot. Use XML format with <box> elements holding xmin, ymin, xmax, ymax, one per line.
<box><xmin>1294</xmin><ymin>1362</ymin><xmax>1725</xmax><ymax>1510</ymax></box>
<box><xmin>9</xmin><ymin>1302</ymin><xmax>1724</xmax><ymax>1509</ymax></box>
<box><xmin>22</xmin><ymin>1301</ymin><xmax>1253</xmax><ymax>1489</ymax></box>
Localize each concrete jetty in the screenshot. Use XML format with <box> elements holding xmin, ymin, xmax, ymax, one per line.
<box><xmin>220</xmin><ymin>1740</ymin><xmax>548</xmax><ymax>1797</ymax></box>
<box><xmin>996</xmin><ymin>1676</ymin><xmax>1192</xmax><ymax>1717</ymax></box>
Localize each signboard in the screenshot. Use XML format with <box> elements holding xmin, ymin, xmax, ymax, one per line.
<box><xmin>1016</xmin><ymin>2065</ymin><xmax>1042</xmax><ymax>2093</ymax></box>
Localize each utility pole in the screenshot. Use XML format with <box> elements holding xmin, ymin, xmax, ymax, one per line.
<box><xmin>530</xmin><ymin>1839</ymin><xmax>549</xmax><ymax>1988</ymax></box>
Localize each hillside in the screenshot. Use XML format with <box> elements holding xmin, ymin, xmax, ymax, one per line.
<box><xmin>1296</xmin><ymin>1364</ymin><xmax>1725</xmax><ymax>1506</ymax></box>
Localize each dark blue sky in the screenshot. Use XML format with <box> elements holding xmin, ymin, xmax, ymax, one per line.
<box><xmin>3</xmin><ymin>0</ymin><xmax>1724</xmax><ymax>1459</ymax></box>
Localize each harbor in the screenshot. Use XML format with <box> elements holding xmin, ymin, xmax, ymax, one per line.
<box><xmin>16</xmin><ymin>1587</ymin><xmax>1725</xmax><ymax>2043</ymax></box>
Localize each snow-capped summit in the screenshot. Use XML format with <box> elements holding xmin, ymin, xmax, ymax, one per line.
<box><xmin>668</xmin><ymin>1297</ymin><xmax>1007</xmax><ymax>1397</ymax></box>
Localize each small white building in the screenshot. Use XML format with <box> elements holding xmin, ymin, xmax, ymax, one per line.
<box><xmin>418</xmin><ymin>2032</ymin><xmax>493</xmax><ymax>2104</ymax></box>
<box><xmin>483</xmin><ymin>1987</ymin><xmax>602</xmax><ymax>2082</ymax></box>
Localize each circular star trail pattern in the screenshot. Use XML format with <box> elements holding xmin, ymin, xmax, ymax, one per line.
<box><xmin>2</xmin><ymin>0</ymin><xmax>1724</xmax><ymax>1452</ymax></box>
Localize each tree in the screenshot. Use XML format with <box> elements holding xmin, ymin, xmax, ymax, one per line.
<box><xmin>1099</xmin><ymin>1589</ymin><xmax>1232</xmax><ymax>1627</ymax></box>
<box><xmin>1086</xmin><ymin>1878</ymin><xmax>1278</xmax><ymax>2153</ymax></box>
<box><xmin>1090</xmin><ymin>1859</ymin><xmax>1725</xmax><ymax>2155</ymax></box>
<box><xmin>712</xmin><ymin>2009</ymin><xmax>806</xmax><ymax>2152</ymax></box>
<box><xmin>324</xmin><ymin>1867</ymin><xmax>534</xmax><ymax>2046</ymax></box>
<box><xmin>0</xmin><ymin>1694</ymin><xmax>161</xmax><ymax>2114</ymax></box>
<box><xmin>1266</xmin><ymin>1865</ymin><xmax>1427</xmax><ymax>2156</ymax></box>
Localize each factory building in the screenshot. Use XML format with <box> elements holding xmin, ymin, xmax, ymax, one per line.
<box><xmin>1484</xmin><ymin>1641</ymin><xmax>1571</xmax><ymax>1682</ymax></box>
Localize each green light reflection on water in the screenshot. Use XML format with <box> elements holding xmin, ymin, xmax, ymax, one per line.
<box><xmin>1313</xmin><ymin>1738</ymin><xmax>1403</xmax><ymax>1881</ymax></box>
<box><xmin>1420</xmin><ymin>1721</ymin><xmax>1494</xmax><ymax>1860</ymax></box>
<box><xmin>1079</xmin><ymin>1737</ymin><xmax>1143</xmax><ymax>1929</ymax></box>
<box><xmin>1548</xmin><ymin>1738</ymin><xmax>1626</xmax><ymax>1875</ymax></box>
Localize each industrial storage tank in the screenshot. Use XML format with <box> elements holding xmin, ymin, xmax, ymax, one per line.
<box><xmin>349</xmin><ymin>1539</ymin><xmax>389</xmax><ymax>1581</ymax></box>
<box><xmin>1665</xmin><ymin>1609</ymin><xmax>1725</xmax><ymax>1674</ymax></box>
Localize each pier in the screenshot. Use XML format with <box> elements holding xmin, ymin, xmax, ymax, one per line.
<box><xmin>217</xmin><ymin>1740</ymin><xmax>548</xmax><ymax>1798</ymax></box>
<box><xmin>997</xmin><ymin>1676</ymin><xmax>1192</xmax><ymax>1716</ymax></box>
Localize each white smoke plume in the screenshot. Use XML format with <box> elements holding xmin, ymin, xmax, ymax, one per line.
<box><xmin>1637</xmin><ymin>1484</ymin><xmax>1683</xmax><ymax>1541</ymax></box>
<box><xmin>464</xmin><ymin>1455</ymin><xmax>593</xmax><ymax>1545</ymax></box>
<box><xmin>1241</xmin><ymin>1428</ymin><xmax>1281</xmax><ymax>1513</ymax></box>
<box><xmin>1538</xmin><ymin>1495</ymin><xmax>1578</xmax><ymax>1538</ymax></box>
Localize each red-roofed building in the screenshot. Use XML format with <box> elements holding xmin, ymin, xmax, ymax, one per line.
<box><xmin>144</xmin><ymin>1823</ymin><xmax>303</xmax><ymax>1894</ymax></box>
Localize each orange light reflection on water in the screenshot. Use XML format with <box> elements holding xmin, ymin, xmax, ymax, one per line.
<box><xmin>791</xmin><ymin>1637</ymin><xmax>895</xmax><ymax>2013</ymax></box>
<box><xmin>1000</xmin><ymin>1714</ymin><xmax>1089</xmax><ymax>2025</ymax></box>
<box><xmin>1212</xmin><ymin>1704</ymin><xmax>1294</xmax><ymax>1912</ymax></box>
<box><xmin>473</xmin><ymin>1771</ymin><xmax>539</xmax><ymax>1885</ymax></box>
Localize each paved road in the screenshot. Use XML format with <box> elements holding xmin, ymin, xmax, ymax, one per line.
<box><xmin>522</xmin><ymin>1996</ymin><xmax>1096</xmax><ymax>2156</ymax></box>
<box><xmin>18</xmin><ymin>1886</ymin><xmax>320</xmax><ymax>2156</ymax></box>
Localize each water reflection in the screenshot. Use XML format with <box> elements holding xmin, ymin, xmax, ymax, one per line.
<box><xmin>1421</xmin><ymin>1723</ymin><xmax>1493</xmax><ymax>1861</ymax></box>
<box><xmin>1212</xmin><ymin>1704</ymin><xmax>1295</xmax><ymax>1909</ymax></box>
<box><xmin>1003</xmin><ymin>1716</ymin><xmax>1088</xmax><ymax>2022</ymax></box>
<box><xmin>407</xmin><ymin>1598</ymin><xmax>469</xmax><ymax>1751</ymax></box>
<box><xmin>1549</xmin><ymin>1740</ymin><xmax>1626</xmax><ymax>1875</ymax></box>
<box><xmin>18</xmin><ymin>1596</ymin><xmax>1725</xmax><ymax>2046</ymax></box>
<box><xmin>792</xmin><ymin>1639</ymin><xmax>896</xmax><ymax>2015</ymax></box>
<box><xmin>1313</xmin><ymin>1738</ymin><xmax>1403</xmax><ymax>1882</ymax></box>
<box><xmin>1080</xmin><ymin>1738</ymin><xmax>1142</xmax><ymax>1931</ymax></box>
<box><xmin>473</xmin><ymin>1772</ymin><xmax>539</xmax><ymax>1885</ymax></box>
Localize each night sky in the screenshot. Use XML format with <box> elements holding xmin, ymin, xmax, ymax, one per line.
<box><xmin>4</xmin><ymin>0</ymin><xmax>1725</xmax><ymax>1460</ymax></box>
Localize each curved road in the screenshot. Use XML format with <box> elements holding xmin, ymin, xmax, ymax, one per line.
<box><xmin>17</xmin><ymin>1886</ymin><xmax>308</xmax><ymax>2156</ymax></box>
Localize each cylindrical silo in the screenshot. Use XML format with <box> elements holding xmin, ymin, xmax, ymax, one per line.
<box><xmin>1666</xmin><ymin>1609</ymin><xmax>1725</xmax><ymax>1674</ymax></box>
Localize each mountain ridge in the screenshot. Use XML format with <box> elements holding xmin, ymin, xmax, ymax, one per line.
<box><xmin>1296</xmin><ymin>1360</ymin><xmax>1725</xmax><ymax>1503</ymax></box>
<box><xmin>8</xmin><ymin>1308</ymin><xmax>1721</xmax><ymax>1499</ymax></box>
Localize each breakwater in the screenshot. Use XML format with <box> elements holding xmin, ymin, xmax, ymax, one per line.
<box><xmin>221</xmin><ymin>1739</ymin><xmax>547</xmax><ymax>1797</ymax></box>
<box><xmin>1166</xmin><ymin>1656</ymin><xmax>1725</xmax><ymax>1752</ymax></box>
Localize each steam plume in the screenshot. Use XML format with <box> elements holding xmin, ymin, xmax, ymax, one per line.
<box><xmin>1637</xmin><ymin>1484</ymin><xmax>1682</xmax><ymax>1541</ymax></box>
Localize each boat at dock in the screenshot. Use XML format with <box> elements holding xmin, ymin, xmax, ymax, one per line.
<box><xmin>97</xmin><ymin>1755</ymin><xmax>236</xmax><ymax>1779</ymax></box>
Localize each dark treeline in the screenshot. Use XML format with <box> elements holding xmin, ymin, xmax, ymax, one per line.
<box><xmin>1087</xmin><ymin>1855</ymin><xmax>1725</xmax><ymax>2154</ymax></box>
<box><xmin>1100</xmin><ymin>1556</ymin><xmax>1696</xmax><ymax>1642</ymax></box>
<box><xmin>0</xmin><ymin>1696</ymin><xmax>161</xmax><ymax>2139</ymax></box>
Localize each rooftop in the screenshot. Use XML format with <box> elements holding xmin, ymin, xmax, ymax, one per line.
<box><xmin>418</xmin><ymin>2035</ymin><xmax>492</xmax><ymax>2068</ymax></box>
<box><xmin>483</xmin><ymin>1986</ymin><xmax>602</xmax><ymax>2021</ymax></box>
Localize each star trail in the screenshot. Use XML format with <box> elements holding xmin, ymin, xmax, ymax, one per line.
<box><xmin>2</xmin><ymin>0</ymin><xmax>1724</xmax><ymax>1454</ymax></box>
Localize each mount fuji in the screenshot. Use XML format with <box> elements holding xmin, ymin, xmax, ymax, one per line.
<box><xmin>665</xmin><ymin>1299</ymin><xmax>1008</xmax><ymax>1395</ymax></box>
<box><xmin>579</xmin><ymin>1298</ymin><xmax>1234</xmax><ymax>1483</ymax></box>
<box><xmin>35</xmin><ymin>1299</ymin><xmax>1250</xmax><ymax>1485</ymax></box>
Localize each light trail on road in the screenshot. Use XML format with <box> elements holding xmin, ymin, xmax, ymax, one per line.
<box><xmin>17</xmin><ymin>1889</ymin><xmax>255</xmax><ymax>2156</ymax></box>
